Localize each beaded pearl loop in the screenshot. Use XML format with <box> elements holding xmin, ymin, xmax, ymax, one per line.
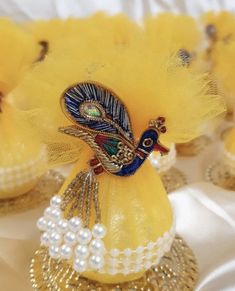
<box><xmin>69</xmin><ymin>217</ymin><xmax>82</xmax><ymax>233</ymax></box>
<box><xmin>40</xmin><ymin>232</ymin><xmax>50</xmax><ymax>246</ymax></box>
<box><xmin>49</xmin><ymin>245</ymin><xmax>60</xmax><ymax>259</ymax></box>
<box><xmin>92</xmin><ymin>223</ymin><xmax>106</xmax><ymax>239</ymax></box>
<box><xmin>89</xmin><ymin>254</ymin><xmax>104</xmax><ymax>269</ymax></box>
<box><xmin>50</xmin><ymin>208</ymin><xmax>61</xmax><ymax>222</ymax></box>
<box><xmin>75</xmin><ymin>245</ymin><xmax>90</xmax><ymax>259</ymax></box>
<box><xmin>77</xmin><ymin>228</ymin><xmax>92</xmax><ymax>245</ymax></box>
<box><xmin>89</xmin><ymin>239</ymin><xmax>105</xmax><ymax>255</ymax></box>
<box><xmin>57</xmin><ymin>219</ymin><xmax>69</xmax><ymax>234</ymax></box>
<box><xmin>37</xmin><ymin>217</ymin><xmax>47</xmax><ymax>231</ymax></box>
<box><xmin>60</xmin><ymin>244</ymin><xmax>73</xmax><ymax>260</ymax></box>
<box><xmin>50</xmin><ymin>195</ymin><xmax>62</xmax><ymax>208</ymax></box>
<box><xmin>74</xmin><ymin>258</ymin><xmax>87</xmax><ymax>273</ymax></box>
<box><xmin>64</xmin><ymin>231</ymin><xmax>77</xmax><ymax>246</ymax></box>
<box><xmin>47</xmin><ymin>221</ymin><xmax>56</xmax><ymax>232</ymax></box>
<box><xmin>49</xmin><ymin>231</ymin><xmax>62</xmax><ymax>246</ymax></box>
<box><xmin>44</xmin><ymin>207</ymin><xmax>53</xmax><ymax>218</ymax></box>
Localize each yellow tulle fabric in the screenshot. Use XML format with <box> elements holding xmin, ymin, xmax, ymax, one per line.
<box><xmin>10</xmin><ymin>14</ymin><xmax>226</xmax><ymax>283</ymax></box>
<box><xmin>0</xmin><ymin>18</ymin><xmax>45</xmax><ymax>198</ymax></box>
<box><xmin>203</xmin><ymin>11</ymin><xmax>235</xmax><ymax>41</ymax></box>
<box><xmin>11</xmin><ymin>15</ymin><xmax>225</xmax><ymax>148</ymax></box>
<box><xmin>0</xmin><ymin>18</ymin><xmax>39</xmax><ymax>95</ymax></box>
<box><xmin>144</xmin><ymin>13</ymin><xmax>202</xmax><ymax>54</ymax></box>
<box><xmin>0</xmin><ymin>101</ymin><xmax>47</xmax><ymax>197</ymax></box>
<box><xmin>203</xmin><ymin>12</ymin><xmax>235</xmax><ymax>112</ymax></box>
<box><xmin>26</xmin><ymin>13</ymin><xmax>139</xmax><ymax>56</ymax></box>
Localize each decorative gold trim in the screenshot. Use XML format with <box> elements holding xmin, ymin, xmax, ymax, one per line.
<box><xmin>160</xmin><ymin>167</ymin><xmax>187</xmax><ymax>193</ymax></box>
<box><xmin>0</xmin><ymin>171</ymin><xmax>64</xmax><ymax>216</ymax></box>
<box><xmin>30</xmin><ymin>235</ymin><xmax>198</xmax><ymax>290</ymax></box>
<box><xmin>205</xmin><ymin>161</ymin><xmax>235</xmax><ymax>190</ymax></box>
<box><xmin>59</xmin><ymin>126</ymin><xmax>121</xmax><ymax>173</ymax></box>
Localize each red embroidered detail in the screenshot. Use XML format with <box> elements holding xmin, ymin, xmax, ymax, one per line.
<box><xmin>135</xmin><ymin>149</ymin><xmax>146</xmax><ymax>159</ymax></box>
<box><xmin>94</xmin><ymin>165</ymin><xmax>104</xmax><ymax>175</ymax></box>
<box><xmin>90</xmin><ymin>157</ymin><xmax>100</xmax><ymax>167</ymax></box>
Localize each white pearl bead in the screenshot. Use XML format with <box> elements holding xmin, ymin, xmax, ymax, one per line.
<box><xmin>136</xmin><ymin>246</ymin><xmax>144</xmax><ymax>254</ymax></box>
<box><xmin>50</xmin><ymin>195</ymin><xmax>62</xmax><ymax>208</ymax></box>
<box><xmin>89</xmin><ymin>254</ymin><xmax>104</xmax><ymax>270</ymax></box>
<box><xmin>123</xmin><ymin>248</ymin><xmax>132</xmax><ymax>257</ymax></box>
<box><xmin>40</xmin><ymin>232</ymin><xmax>50</xmax><ymax>246</ymax></box>
<box><xmin>57</xmin><ymin>219</ymin><xmax>69</xmax><ymax>234</ymax></box>
<box><xmin>47</xmin><ymin>221</ymin><xmax>56</xmax><ymax>232</ymax></box>
<box><xmin>50</xmin><ymin>208</ymin><xmax>61</xmax><ymax>222</ymax></box>
<box><xmin>49</xmin><ymin>231</ymin><xmax>62</xmax><ymax>246</ymax></box>
<box><xmin>92</xmin><ymin>223</ymin><xmax>106</xmax><ymax>239</ymax></box>
<box><xmin>77</xmin><ymin>228</ymin><xmax>92</xmax><ymax>245</ymax></box>
<box><xmin>147</xmin><ymin>242</ymin><xmax>154</xmax><ymax>250</ymax></box>
<box><xmin>75</xmin><ymin>244</ymin><xmax>90</xmax><ymax>259</ymax></box>
<box><xmin>123</xmin><ymin>258</ymin><xmax>131</xmax><ymax>266</ymax></box>
<box><xmin>74</xmin><ymin>258</ymin><xmax>87</xmax><ymax>273</ymax></box>
<box><xmin>108</xmin><ymin>268</ymin><xmax>118</xmax><ymax>275</ymax></box>
<box><xmin>44</xmin><ymin>207</ymin><xmax>53</xmax><ymax>218</ymax></box>
<box><xmin>110</xmin><ymin>249</ymin><xmax>120</xmax><ymax>257</ymax></box>
<box><xmin>69</xmin><ymin>217</ymin><xmax>82</xmax><ymax>233</ymax></box>
<box><xmin>109</xmin><ymin>258</ymin><xmax>118</xmax><ymax>266</ymax></box>
<box><xmin>60</xmin><ymin>244</ymin><xmax>72</xmax><ymax>260</ymax></box>
<box><xmin>37</xmin><ymin>217</ymin><xmax>47</xmax><ymax>231</ymax></box>
<box><xmin>64</xmin><ymin>231</ymin><xmax>76</xmax><ymax>246</ymax></box>
<box><xmin>49</xmin><ymin>245</ymin><xmax>60</xmax><ymax>259</ymax></box>
<box><xmin>89</xmin><ymin>239</ymin><xmax>105</xmax><ymax>255</ymax></box>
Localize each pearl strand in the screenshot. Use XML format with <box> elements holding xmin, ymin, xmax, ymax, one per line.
<box><xmin>37</xmin><ymin>195</ymin><xmax>175</xmax><ymax>276</ymax></box>
<box><xmin>37</xmin><ymin>194</ymin><xmax>107</xmax><ymax>273</ymax></box>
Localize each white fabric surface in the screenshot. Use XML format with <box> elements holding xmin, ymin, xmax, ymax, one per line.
<box><xmin>0</xmin><ymin>1</ymin><xmax>235</xmax><ymax>290</ymax></box>
<box><xmin>2</xmin><ymin>0</ymin><xmax>235</xmax><ymax>22</ymax></box>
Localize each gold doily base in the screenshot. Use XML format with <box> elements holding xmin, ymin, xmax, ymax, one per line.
<box><xmin>206</xmin><ymin>161</ymin><xmax>235</xmax><ymax>190</ymax></box>
<box><xmin>0</xmin><ymin>171</ymin><xmax>64</xmax><ymax>216</ymax></box>
<box><xmin>160</xmin><ymin>167</ymin><xmax>187</xmax><ymax>193</ymax></box>
<box><xmin>30</xmin><ymin>235</ymin><xmax>198</xmax><ymax>291</ymax></box>
<box><xmin>176</xmin><ymin>135</ymin><xmax>211</xmax><ymax>157</ymax></box>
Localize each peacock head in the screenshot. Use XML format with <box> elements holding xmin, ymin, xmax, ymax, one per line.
<box><xmin>137</xmin><ymin>117</ymin><xmax>169</xmax><ymax>156</ymax></box>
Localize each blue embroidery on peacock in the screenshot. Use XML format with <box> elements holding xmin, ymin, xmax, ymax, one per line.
<box><xmin>60</xmin><ymin>82</ymin><xmax>169</xmax><ymax>177</ymax></box>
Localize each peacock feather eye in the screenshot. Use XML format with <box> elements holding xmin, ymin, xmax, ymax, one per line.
<box><xmin>80</xmin><ymin>102</ymin><xmax>104</xmax><ymax>119</ymax></box>
<box><xmin>143</xmin><ymin>138</ymin><xmax>153</xmax><ymax>148</ymax></box>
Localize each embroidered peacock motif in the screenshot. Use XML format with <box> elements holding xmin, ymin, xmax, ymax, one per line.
<box><xmin>59</xmin><ymin>82</ymin><xmax>169</xmax><ymax>177</ymax></box>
